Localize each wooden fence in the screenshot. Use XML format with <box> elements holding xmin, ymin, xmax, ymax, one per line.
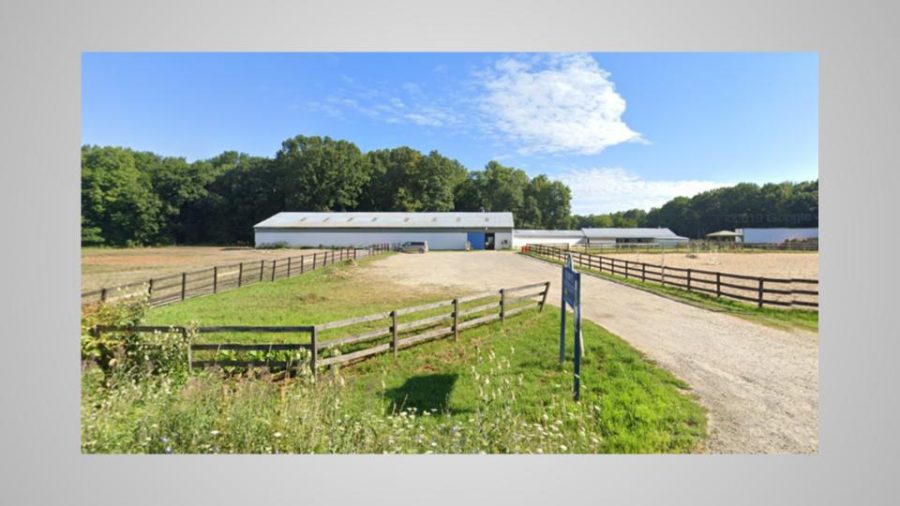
<box><xmin>526</xmin><ymin>244</ymin><xmax>818</xmax><ymax>310</ymax></box>
<box><xmin>81</xmin><ymin>244</ymin><xmax>392</xmax><ymax>307</ymax></box>
<box><xmin>91</xmin><ymin>281</ymin><xmax>551</xmax><ymax>376</ymax></box>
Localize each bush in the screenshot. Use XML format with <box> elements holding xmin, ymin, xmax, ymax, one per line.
<box><xmin>81</xmin><ymin>295</ymin><xmax>191</xmax><ymax>377</ymax></box>
<box><xmin>256</xmin><ymin>241</ymin><xmax>290</xmax><ymax>249</ymax></box>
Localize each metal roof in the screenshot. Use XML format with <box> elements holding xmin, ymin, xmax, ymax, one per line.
<box><xmin>513</xmin><ymin>229</ymin><xmax>586</xmax><ymax>237</ymax></box>
<box><xmin>254</xmin><ymin>212</ymin><xmax>515</xmax><ymax>229</ymax></box>
<box><xmin>705</xmin><ymin>230</ymin><xmax>742</xmax><ymax>237</ymax></box>
<box><xmin>582</xmin><ymin>227</ymin><xmax>683</xmax><ymax>239</ymax></box>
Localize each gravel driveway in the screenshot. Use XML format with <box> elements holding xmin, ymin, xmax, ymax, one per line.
<box><xmin>362</xmin><ymin>251</ymin><xmax>818</xmax><ymax>453</ymax></box>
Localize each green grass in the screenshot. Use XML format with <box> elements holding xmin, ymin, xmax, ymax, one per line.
<box><xmin>83</xmin><ymin>253</ymin><xmax>708</xmax><ymax>454</ymax></box>
<box><xmin>524</xmin><ymin>252</ymin><xmax>818</xmax><ymax>333</ymax></box>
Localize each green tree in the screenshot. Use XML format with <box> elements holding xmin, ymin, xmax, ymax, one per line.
<box><xmin>81</xmin><ymin>146</ymin><xmax>161</xmax><ymax>246</ymax></box>
<box><xmin>275</xmin><ymin>135</ymin><xmax>369</xmax><ymax>211</ymax></box>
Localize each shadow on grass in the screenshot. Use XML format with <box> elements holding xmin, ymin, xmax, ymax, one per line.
<box><xmin>383</xmin><ymin>373</ymin><xmax>463</xmax><ymax>415</ymax></box>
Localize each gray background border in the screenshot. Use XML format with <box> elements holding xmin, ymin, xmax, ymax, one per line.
<box><xmin>1</xmin><ymin>0</ymin><xmax>898</xmax><ymax>504</ymax></box>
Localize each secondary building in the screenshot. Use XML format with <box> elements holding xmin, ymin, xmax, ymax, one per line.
<box><xmin>581</xmin><ymin>227</ymin><xmax>689</xmax><ymax>248</ymax></box>
<box><xmin>510</xmin><ymin>229</ymin><xmax>586</xmax><ymax>248</ymax></box>
<box><xmin>254</xmin><ymin>211</ymin><xmax>514</xmax><ymax>250</ymax></box>
<box><xmin>736</xmin><ymin>227</ymin><xmax>818</xmax><ymax>244</ymax></box>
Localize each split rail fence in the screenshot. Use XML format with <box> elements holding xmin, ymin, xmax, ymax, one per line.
<box><xmin>81</xmin><ymin>244</ymin><xmax>392</xmax><ymax>307</ymax></box>
<box><xmin>526</xmin><ymin>244</ymin><xmax>817</xmax><ymax>310</ymax></box>
<box><xmin>91</xmin><ymin>281</ymin><xmax>551</xmax><ymax>376</ymax></box>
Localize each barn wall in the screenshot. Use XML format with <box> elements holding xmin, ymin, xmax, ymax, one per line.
<box><xmin>511</xmin><ymin>234</ymin><xmax>584</xmax><ymax>248</ymax></box>
<box><xmin>740</xmin><ymin>228</ymin><xmax>818</xmax><ymax>244</ymax></box>
<box><xmin>254</xmin><ymin>229</ymin><xmax>514</xmax><ymax>250</ymax></box>
<box><xmin>494</xmin><ymin>231</ymin><xmax>513</xmax><ymax>249</ymax></box>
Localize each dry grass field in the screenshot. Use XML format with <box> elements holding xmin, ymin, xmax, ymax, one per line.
<box><xmin>598</xmin><ymin>251</ymin><xmax>819</xmax><ymax>280</ymax></box>
<box><xmin>81</xmin><ymin>246</ymin><xmax>326</xmax><ymax>291</ymax></box>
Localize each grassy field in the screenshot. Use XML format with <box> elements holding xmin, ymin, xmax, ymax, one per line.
<box><xmin>83</xmin><ymin>256</ymin><xmax>707</xmax><ymax>454</ymax></box>
<box><xmin>524</xmin><ymin>252</ymin><xmax>818</xmax><ymax>333</ymax></box>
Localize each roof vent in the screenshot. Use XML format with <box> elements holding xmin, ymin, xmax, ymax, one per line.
<box><xmin>299</xmin><ymin>217</ymin><xmax>307</xmax><ymax>222</ymax></box>
<box><xmin>372</xmin><ymin>217</ymin><xmax>377</xmax><ymax>221</ymax></box>
<box><xmin>323</xmin><ymin>217</ymin><xmax>330</xmax><ymax>222</ymax></box>
<box><xmin>404</xmin><ymin>217</ymin><xmax>410</xmax><ymax>222</ymax></box>
<box><xmin>456</xmin><ymin>217</ymin><xmax>461</xmax><ymax>222</ymax></box>
<box><xmin>432</xmin><ymin>217</ymin><xmax>437</xmax><ymax>222</ymax></box>
<box><xmin>347</xmin><ymin>217</ymin><xmax>354</xmax><ymax>222</ymax></box>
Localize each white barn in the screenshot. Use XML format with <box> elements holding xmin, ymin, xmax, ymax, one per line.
<box><xmin>582</xmin><ymin>227</ymin><xmax>689</xmax><ymax>248</ymax></box>
<box><xmin>254</xmin><ymin>212</ymin><xmax>514</xmax><ymax>250</ymax></box>
<box><xmin>511</xmin><ymin>229</ymin><xmax>586</xmax><ymax>248</ymax></box>
<box><xmin>737</xmin><ymin>227</ymin><xmax>818</xmax><ymax>244</ymax></box>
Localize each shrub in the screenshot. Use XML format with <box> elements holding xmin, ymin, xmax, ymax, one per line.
<box><xmin>81</xmin><ymin>295</ymin><xmax>191</xmax><ymax>377</ymax></box>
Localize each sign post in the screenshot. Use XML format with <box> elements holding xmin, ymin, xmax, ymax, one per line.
<box><xmin>560</xmin><ymin>254</ymin><xmax>584</xmax><ymax>401</ymax></box>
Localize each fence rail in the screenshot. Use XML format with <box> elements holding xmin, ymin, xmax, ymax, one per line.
<box><xmin>81</xmin><ymin>244</ymin><xmax>392</xmax><ymax>307</ymax></box>
<box><xmin>91</xmin><ymin>281</ymin><xmax>551</xmax><ymax>375</ymax></box>
<box><xmin>526</xmin><ymin>243</ymin><xmax>818</xmax><ymax>310</ymax></box>
<box><xmin>571</xmin><ymin>239</ymin><xmax>818</xmax><ymax>253</ymax></box>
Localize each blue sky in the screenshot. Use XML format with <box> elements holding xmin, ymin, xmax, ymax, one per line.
<box><xmin>82</xmin><ymin>52</ymin><xmax>818</xmax><ymax>214</ymax></box>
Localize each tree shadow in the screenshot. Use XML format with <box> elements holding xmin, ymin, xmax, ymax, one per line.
<box><xmin>383</xmin><ymin>373</ymin><xmax>460</xmax><ymax>415</ymax></box>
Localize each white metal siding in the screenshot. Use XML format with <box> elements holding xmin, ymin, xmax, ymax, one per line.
<box><xmin>512</xmin><ymin>234</ymin><xmax>584</xmax><ymax>248</ymax></box>
<box><xmin>494</xmin><ymin>231</ymin><xmax>513</xmax><ymax>250</ymax></box>
<box><xmin>739</xmin><ymin>228</ymin><xmax>818</xmax><ymax>244</ymax></box>
<box><xmin>256</xmin><ymin>230</ymin><xmax>471</xmax><ymax>250</ymax></box>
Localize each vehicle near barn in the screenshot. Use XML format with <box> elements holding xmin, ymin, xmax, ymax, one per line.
<box><xmin>400</xmin><ymin>241</ymin><xmax>429</xmax><ymax>254</ymax></box>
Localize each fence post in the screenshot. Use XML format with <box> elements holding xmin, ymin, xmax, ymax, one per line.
<box><xmin>391</xmin><ymin>310</ymin><xmax>399</xmax><ymax>356</ymax></box>
<box><xmin>287</xmin><ymin>257</ymin><xmax>292</xmax><ymax>277</ymax></box>
<box><xmin>624</xmin><ymin>261</ymin><xmax>629</xmax><ymax>279</ymax></box>
<box><xmin>181</xmin><ymin>272</ymin><xmax>187</xmax><ymax>300</ymax></box>
<box><xmin>101</xmin><ymin>288</ymin><xmax>108</xmax><ymax>303</ymax></box>
<box><xmin>271</xmin><ymin>260</ymin><xmax>276</xmax><ymax>282</ymax></box>
<box><xmin>452</xmin><ymin>299</ymin><xmax>459</xmax><ymax>340</ymax></box>
<box><xmin>540</xmin><ymin>281</ymin><xmax>550</xmax><ymax>312</ymax></box>
<box><xmin>716</xmin><ymin>273</ymin><xmax>721</xmax><ymax>298</ymax></box>
<box><xmin>661</xmin><ymin>266</ymin><xmax>666</xmax><ymax>285</ymax></box>
<box><xmin>213</xmin><ymin>267</ymin><xmax>218</xmax><ymax>294</ymax></box>
<box><xmin>758</xmin><ymin>279</ymin><xmax>764</xmax><ymax>308</ymax></box>
<box><xmin>500</xmin><ymin>289</ymin><xmax>506</xmax><ymax>322</ymax></box>
<box><xmin>184</xmin><ymin>327</ymin><xmax>192</xmax><ymax>373</ymax></box>
<box><xmin>310</xmin><ymin>327</ymin><xmax>318</xmax><ymax>379</ymax></box>
<box><xmin>148</xmin><ymin>279</ymin><xmax>154</xmax><ymax>298</ymax></box>
<box><xmin>687</xmin><ymin>269</ymin><xmax>692</xmax><ymax>292</ymax></box>
<box><xmin>313</xmin><ymin>253</ymin><xmax>318</xmax><ymax>270</ymax></box>
<box><xmin>259</xmin><ymin>260</ymin><xmax>264</xmax><ymax>281</ymax></box>
<box><xmin>301</xmin><ymin>255</ymin><xmax>305</xmax><ymax>274</ymax></box>
<box><xmin>238</xmin><ymin>262</ymin><xmax>244</xmax><ymax>287</ymax></box>
<box><xmin>641</xmin><ymin>264</ymin><xmax>646</xmax><ymax>282</ymax></box>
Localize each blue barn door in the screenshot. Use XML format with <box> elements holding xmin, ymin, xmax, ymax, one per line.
<box><xmin>467</xmin><ymin>231</ymin><xmax>486</xmax><ymax>250</ymax></box>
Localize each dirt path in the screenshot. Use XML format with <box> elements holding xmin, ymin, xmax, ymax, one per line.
<box><xmin>362</xmin><ymin>251</ymin><xmax>818</xmax><ymax>453</ymax></box>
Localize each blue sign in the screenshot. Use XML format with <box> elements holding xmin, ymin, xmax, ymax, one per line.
<box><xmin>563</xmin><ymin>264</ymin><xmax>579</xmax><ymax>308</ymax></box>
<box><xmin>559</xmin><ymin>254</ymin><xmax>583</xmax><ymax>401</ymax></box>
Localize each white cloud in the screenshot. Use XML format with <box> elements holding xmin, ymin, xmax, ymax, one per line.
<box><xmin>480</xmin><ymin>53</ymin><xmax>643</xmax><ymax>155</ymax></box>
<box><xmin>554</xmin><ymin>167</ymin><xmax>729</xmax><ymax>214</ymax></box>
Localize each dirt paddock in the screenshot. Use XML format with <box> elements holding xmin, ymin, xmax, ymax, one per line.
<box><xmin>594</xmin><ymin>251</ymin><xmax>818</xmax><ymax>280</ymax></box>
<box><xmin>81</xmin><ymin>246</ymin><xmax>327</xmax><ymax>291</ymax></box>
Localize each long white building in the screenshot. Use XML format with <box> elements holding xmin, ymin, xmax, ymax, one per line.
<box><xmin>254</xmin><ymin>212</ymin><xmax>515</xmax><ymax>250</ymax></box>
<box><xmin>582</xmin><ymin>227</ymin><xmax>689</xmax><ymax>247</ymax></box>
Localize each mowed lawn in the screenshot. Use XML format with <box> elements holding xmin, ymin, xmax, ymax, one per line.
<box><xmin>122</xmin><ymin>257</ymin><xmax>709</xmax><ymax>453</ymax></box>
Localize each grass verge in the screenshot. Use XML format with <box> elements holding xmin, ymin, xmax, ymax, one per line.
<box><xmin>522</xmin><ymin>252</ymin><xmax>818</xmax><ymax>333</ymax></box>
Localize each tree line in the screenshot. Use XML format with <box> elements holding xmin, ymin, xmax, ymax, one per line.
<box><xmin>82</xmin><ymin>133</ymin><xmax>817</xmax><ymax>246</ymax></box>
<box><xmin>572</xmin><ymin>180</ymin><xmax>818</xmax><ymax>238</ymax></box>
<box><xmin>81</xmin><ymin>135</ymin><xmax>573</xmax><ymax>246</ymax></box>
